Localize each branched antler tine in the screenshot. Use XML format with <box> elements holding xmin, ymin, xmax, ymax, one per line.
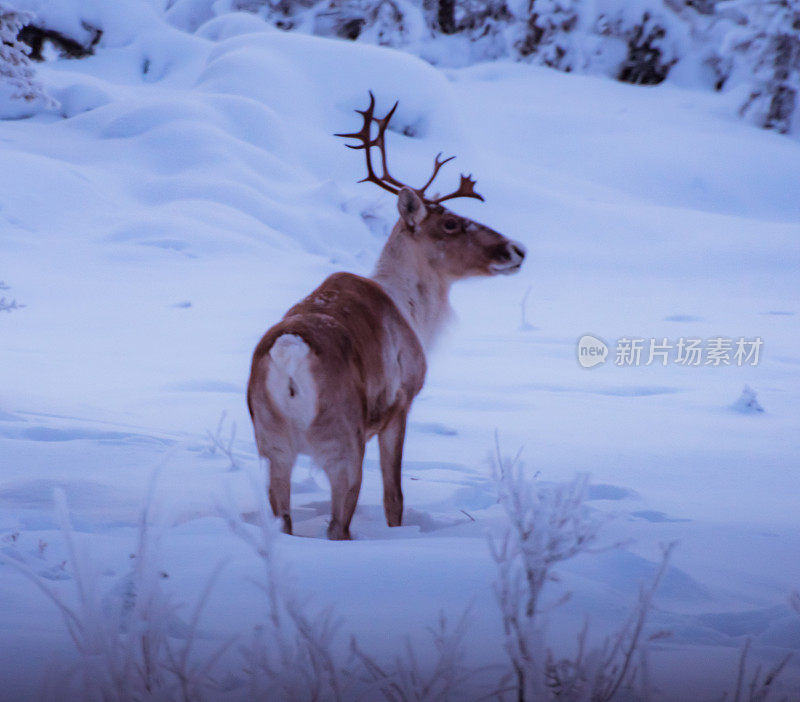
<box><xmin>334</xmin><ymin>91</ymin><xmax>375</xmax><ymax>145</ymax></box>
<box><xmin>372</xmin><ymin>100</ymin><xmax>406</xmax><ymax>189</ymax></box>
<box><xmin>335</xmin><ymin>91</ymin><xmax>400</xmax><ymax>195</ymax></box>
<box><xmin>418</xmin><ymin>152</ymin><xmax>456</xmax><ymax>197</ymax></box>
<box><xmin>431</xmin><ymin>174</ymin><xmax>485</xmax><ymax>204</ymax></box>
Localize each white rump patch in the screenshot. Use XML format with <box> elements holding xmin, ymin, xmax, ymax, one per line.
<box><xmin>266</xmin><ymin>334</ymin><xmax>317</xmax><ymax>428</ymax></box>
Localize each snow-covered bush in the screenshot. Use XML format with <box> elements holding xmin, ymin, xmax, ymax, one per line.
<box><xmin>585</xmin><ymin>2</ymin><xmax>696</xmax><ymax>85</ymax></box>
<box><xmin>313</xmin><ymin>0</ymin><xmax>422</xmax><ymax>48</ymax></box>
<box><xmin>208</xmin><ymin>0</ymin><xmax>427</xmax><ymax>46</ymax></box>
<box><xmin>615</xmin><ymin>10</ymin><xmax>680</xmax><ymax>84</ymax></box>
<box><xmin>490</xmin><ymin>442</ymin><xmax>674</xmax><ymax>701</ymax></box>
<box><xmin>513</xmin><ymin>0</ymin><xmax>583</xmax><ymax>71</ymax></box>
<box><xmin>0</xmin><ymin>2</ymin><xmax>56</xmax><ymax>118</ymax></box>
<box><xmin>716</xmin><ymin>0</ymin><xmax>800</xmax><ymax>134</ymax></box>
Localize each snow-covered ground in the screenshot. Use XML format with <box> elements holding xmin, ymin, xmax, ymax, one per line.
<box><xmin>2</xmin><ymin>2</ymin><xmax>800</xmax><ymax>700</ymax></box>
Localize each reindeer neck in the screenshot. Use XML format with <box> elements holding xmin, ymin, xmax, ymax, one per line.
<box><xmin>372</xmin><ymin>224</ymin><xmax>453</xmax><ymax>351</ymax></box>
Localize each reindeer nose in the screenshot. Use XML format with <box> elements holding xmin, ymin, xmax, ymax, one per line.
<box><xmin>510</xmin><ymin>242</ymin><xmax>526</xmax><ymax>260</ymax></box>
<box><xmin>490</xmin><ymin>239</ymin><xmax>526</xmax><ymax>275</ymax></box>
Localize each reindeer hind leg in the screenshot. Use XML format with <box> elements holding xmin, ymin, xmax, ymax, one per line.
<box><xmin>254</xmin><ymin>418</ymin><xmax>297</xmax><ymax>535</ymax></box>
<box><xmin>266</xmin><ymin>451</ymin><xmax>296</xmax><ymax>534</ymax></box>
<box><xmin>314</xmin><ymin>435</ymin><xmax>365</xmax><ymax>541</ymax></box>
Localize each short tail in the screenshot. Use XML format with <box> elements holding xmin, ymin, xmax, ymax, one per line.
<box><xmin>266</xmin><ymin>334</ymin><xmax>317</xmax><ymax>429</ymax></box>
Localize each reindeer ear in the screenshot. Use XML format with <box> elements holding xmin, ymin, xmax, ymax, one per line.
<box><xmin>397</xmin><ymin>187</ymin><xmax>427</xmax><ymax>229</ymax></box>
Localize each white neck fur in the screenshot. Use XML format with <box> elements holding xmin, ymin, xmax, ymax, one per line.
<box><xmin>372</xmin><ymin>223</ymin><xmax>453</xmax><ymax>351</ymax></box>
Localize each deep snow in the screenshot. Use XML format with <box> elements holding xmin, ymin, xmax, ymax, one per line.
<box><xmin>1</xmin><ymin>2</ymin><xmax>800</xmax><ymax>700</ymax></box>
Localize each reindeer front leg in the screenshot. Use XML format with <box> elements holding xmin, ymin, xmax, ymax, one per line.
<box><xmin>379</xmin><ymin>410</ymin><xmax>407</xmax><ymax>527</ymax></box>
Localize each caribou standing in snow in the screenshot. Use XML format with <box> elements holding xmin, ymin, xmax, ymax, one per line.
<box><xmin>247</xmin><ymin>93</ymin><xmax>525</xmax><ymax>539</ymax></box>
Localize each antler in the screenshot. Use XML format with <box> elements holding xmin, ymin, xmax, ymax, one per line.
<box><xmin>334</xmin><ymin>91</ymin><xmax>401</xmax><ymax>196</ymax></box>
<box><xmin>335</xmin><ymin>91</ymin><xmax>484</xmax><ymax>205</ymax></box>
<box><xmin>428</xmin><ymin>173</ymin><xmax>483</xmax><ymax>204</ymax></box>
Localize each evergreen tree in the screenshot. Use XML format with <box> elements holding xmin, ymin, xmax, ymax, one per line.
<box><xmin>721</xmin><ymin>0</ymin><xmax>800</xmax><ymax>133</ymax></box>
<box><xmin>0</xmin><ymin>2</ymin><xmax>55</xmax><ymax>114</ymax></box>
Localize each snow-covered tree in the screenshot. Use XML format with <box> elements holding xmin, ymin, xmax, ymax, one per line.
<box><xmin>170</xmin><ymin>0</ymin><xmax>800</xmax><ymax>135</ymax></box>
<box><xmin>0</xmin><ymin>2</ymin><xmax>55</xmax><ymax>117</ymax></box>
<box><xmin>514</xmin><ymin>0</ymin><xmax>583</xmax><ymax>72</ymax></box>
<box><xmin>312</xmin><ymin>0</ymin><xmax>421</xmax><ymax>48</ymax></box>
<box><xmin>588</xmin><ymin>2</ymin><xmax>692</xmax><ymax>85</ymax></box>
<box><xmin>717</xmin><ymin>0</ymin><xmax>800</xmax><ymax>134</ymax></box>
<box><xmin>619</xmin><ymin>11</ymin><xmax>681</xmax><ymax>84</ymax></box>
<box><xmin>436</xmin><ymin>0</ymin><xmax>456</xmax><ymax>33</ymax></box>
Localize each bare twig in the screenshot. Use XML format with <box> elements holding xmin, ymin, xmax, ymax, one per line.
<box><xmin>351</xmin><ymin>608</ymin><xmax>492</xmax><ymax>702</ymax></box>
<box><xmin>731</xmin><ymin>635</ymin><xmax>792</xmax><ymax>702</ymax></box>
<box><xmin>206</xmin><ymin>411</ymin><xmax>240</xmax><ymax>470</ymax></box>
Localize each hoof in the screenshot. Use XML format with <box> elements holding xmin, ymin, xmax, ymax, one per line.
<box><xmin>327</xmin><ymin>521</ymin><xmax>351</xmax><ymax>540</ymax></box>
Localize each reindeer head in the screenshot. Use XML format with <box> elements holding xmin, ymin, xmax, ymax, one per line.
<box><xmin>336</xmin><ymin>92</ymin><xmax>526</xmax><ymax>281</ymax></box>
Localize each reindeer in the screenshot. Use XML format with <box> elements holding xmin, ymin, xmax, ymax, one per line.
<box><xmin>247</xmin><ymin>93</ymin><xmax>526</xmax><ymax>540</ymax></box>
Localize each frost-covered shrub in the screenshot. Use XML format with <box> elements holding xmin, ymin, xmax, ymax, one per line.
<box><xmin>221</xmin><ymin>483</ymin><xmax>354</xmax><ymax>701</ymax></box>
<box><xmin>7</xmin><ymin>478</ymin><xmax>354</xmax><ymax>701</ymax></box>
<box><xmin>2</xmin><ymin>490</ymin><xmax>229</xmax><ymax>702</ymax></box>
<box><xmin>489</xmin><ymin>443</ymin><xmax>674</xmax><ymax>701</ymax></box>
<box><xmin>726</xmin><ymin>637</ymin><xmax>792</xmax><ymax>702</ymax></box>
<box><xmin>205</xmin><ymin>410</ymin><xmax>241</xmax><ymax>470</ymax></box>
<box><xmin>717</xmin><ymin>0</ymin><xmax>800</xmax><ymax>134</ymax></box>
<box><xmin>0</xmin><ymin>2</ymin><xmax>56</xmax><ymax>118</ymax></box>
<box><xmin>228</xmin><ymin>478</ymin><xmax>486</xmax><ymax>700</ymax></box>
<box><xmin>350</xmin><ymin>610</ymin><xmax>487</xmax><ymax>701</ymax></box>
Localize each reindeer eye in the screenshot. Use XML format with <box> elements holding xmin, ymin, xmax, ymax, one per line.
<box><xmin>443</xmin><ymin>218</ymin><xmax>459</xmax><ymax>231</ymax></box>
